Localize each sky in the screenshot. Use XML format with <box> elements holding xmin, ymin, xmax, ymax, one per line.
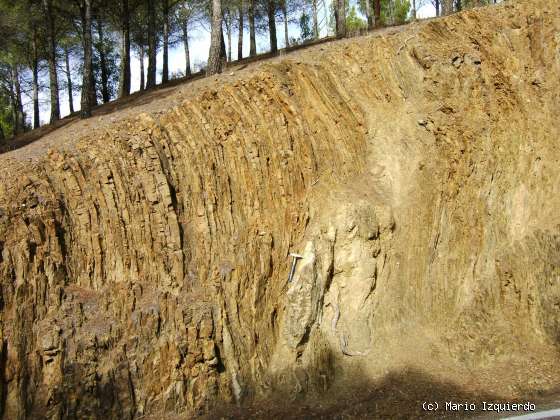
<box><xmin>24</xmin><ymin>1</ymin><xmax>436</xmax><ymax>125</ymax></box>
<box><xmin>417</xmin><ymin>3</ymin><xmax>437</xmax><ymax>19</ymax></box>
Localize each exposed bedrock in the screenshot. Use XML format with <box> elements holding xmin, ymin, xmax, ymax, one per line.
<box><xmin>0</xmin><ymin>0</ymin><xmax>559</xmax><ymax>417</ymax></box>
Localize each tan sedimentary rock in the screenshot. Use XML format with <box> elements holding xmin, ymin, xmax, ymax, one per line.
<box><xmin>0</xmin><ymin>0</ymin><xmax>559</xmax><ymax>417</ymax></box>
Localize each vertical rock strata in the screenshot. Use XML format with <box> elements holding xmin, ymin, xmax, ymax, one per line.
<box><xmin>0</xmin><ymin>0</ymin><xmax>559</xmax><ymax>417</ymax></box>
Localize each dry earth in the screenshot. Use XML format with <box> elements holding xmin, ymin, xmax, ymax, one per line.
<box><xmin>0</xmin><ymin>0</ymin><xmax>559</xmax><ymax>418</ymax></box>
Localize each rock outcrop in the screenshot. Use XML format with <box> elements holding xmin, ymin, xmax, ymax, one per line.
<box><xmin>0</xmin><ymin>0</ymin><xmax>559</xmax><ymax>417</ymax></box>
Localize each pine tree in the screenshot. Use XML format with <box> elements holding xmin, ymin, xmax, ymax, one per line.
<box><xmin>80</xmin><ymin>0</ymin><xmax>94</xmax><ymax>118</ymax></box>
<box><xmin>131</xmin><ymin>1</ymin><xmax>148</xmax><ymax>90</ymax></box>
<box><xmin>43</xmin><ymin>0</ymin><xmax>61</xmax><ymax>123</ymax></box>
<box><xmin>146</xmin><ymin>0</ymin><xmax>157</xmax><ymax>88</ymax></box>
<box><xmin>248</xmin><ymin>0</ymin><xmax>256</xmax><ymax>56</ymax></box>
<box><xmin>118</xmin><ymin>0</ymin><xmax>132</xmax><ymax>97</ymax></box>
<box><xmin>237</xmin><ymin>0</ymin><xmax>243</xmax><ymax>59</ymax></box>
<box><xmin>335</xmin><ymin>0</ymin><xmax>346</xmax><ymax>37</ymax></box>
<box><xmin>207</xmin><ymin>0</ymin><xmax>225</xmax><ymax>74</ymax></box>
<box><xmin>267</xmin><ymin>0</ymin><xmax>278</xmax><ymax>53</ymax></box>
<box><xmin>441</xmin><ymin>0</ymin><xmax>453</xmax><ymax>14</ymax></box>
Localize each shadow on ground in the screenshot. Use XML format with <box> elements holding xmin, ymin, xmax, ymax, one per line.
<box><xmin>198</xmin><ymin>367</ymin><xmax>506</xmax><ymax>420</ymax></box>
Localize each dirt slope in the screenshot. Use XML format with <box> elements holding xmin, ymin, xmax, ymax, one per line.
<box><xmin>1</xmin><ymin>0</ymin><xmax>559</xmax><ymax>418</ymax></box>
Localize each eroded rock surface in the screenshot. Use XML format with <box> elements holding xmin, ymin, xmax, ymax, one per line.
<box><xmin>1</xmin><ymin>0</ymin><xmax>559</xmax><ymax>418</ymax></box>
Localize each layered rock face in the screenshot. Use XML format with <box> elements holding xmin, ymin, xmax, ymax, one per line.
<box><xmin>1</xmin><ymin>0</ymin><xmax>559</xmax><ymax>417</ymax></box>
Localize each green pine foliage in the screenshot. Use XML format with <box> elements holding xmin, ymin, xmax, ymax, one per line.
<box><xmin>346</xmin><ymin>5</ymin><xmax>367</xmax><ymax>31</ymax></box>
<box><xmin>382</xmin><ymin>0</ymin><xmax>410</xmax><ymax>25</ymax></box>
<box><xmin>93</xmin><ymin>32</ymin><xmax>121</xmax><ymax>102</ymax></box>
<box><xmin>299</xmin><ymin>12</ymin><xmax>313</xmax><ymax>41</ymax></box>
<box><xmin>0</xmin><ymin>88</ymin><xmax>15</xmax><ymax>138</ymax></box>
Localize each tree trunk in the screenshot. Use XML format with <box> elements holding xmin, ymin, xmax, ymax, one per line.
<box><xmin>312</xmin><ymin>0</ymin><xmax>319</xmax><ymax>37</ymax></box>
<box><xmin>207</xmin><ymin>0</ymin><xmax>224</xmax><ymax>75</ymax></box>
<box><xmin>32</xmin><ymin>60</ymin><xmax>40</xmax><ymax>128</ymax></box>
<box><xmin>118</xmin><ymin>0</ymin><xmax>131</xmax><ymax>97</ymax></box>
<box><xmin>365</xmin><ymin>0</ymin><xmax>373</xmax><ymax>30</ymax></box>
<box><xmin>267</xmin><ymin>0</ymin><xmax>277</xmax><ymax>53</ymax></box>
<box><xmin>228</xmin><ymin>26</ymin><xmax>232</xmax><ymax>62</ymax></box>
<box><xmin>183</xmin><ymin>26</ymin><xmax>191</xmax><ymax>76</ymax></box>
<box><xmin>334</xmin><ymin>4</ymin><xmax>338</xmax><ymax>34</ymax></box>
<box><xmin>9</xmin><ymin>71</ymin><xmax>16</xmax><ymax>134</ymax></box>
<box><xmin>139</xmin><ymin>44</ymin><xmax>145</xmax><ymax>90</ymax></box>
<box><xmin>374</xmin><ymin>0</ymin><xmax>381</xmax><ymax>26</ymax></box>
<box><xmin>221</xmin><ymin>26</ymin><xmax>227</xmax><ymax>60</ymax></box>
<box><xmin>11</xmin><ymin>66</ymin><xmax>25</xmax><ymax>134</ymax></box>
<box><xmin>282</xmin><ymin>1</ymin><xmax>289</xmax><ymax>47</ymax></box>
<box><xmin>97</xmin><ymin>20</ymin><xmax>110</xmax><ymax>103</ymax></box>
<box><xmin>336</xmin><ymin>0</ymin><xmax>346</xmax><ymax>38</ymax></box>
<box><xmin>43</xmin><ymin>0</ymin><xmax>60</xmax><ymax>123</ymax></box>
<box><xmin>64</xmin><ymin>47</ymin><xmax>74</xmax><ymax>114</ymax></box>
<box><xmin>225</xmin><ymin>14</ymin><xmax>232</xmax><ymax>62</ymax></box>
<box><xmin>162</xmin><ymin>0</ymin><xmax>169</xmax><ymax>83</ymax></box>
<box><xmin>435</xmin><ymin>0</ymin><xmax>440</xmax><ymax>16</ymax></box>
<box><xmin>442</xmin><ymin>0</ymin><xmax>453</xmax><ymax>15</ymax></box>
<box><xmin>31</xmin><ymin>31</ymin><xmax>40</xmax><ymax>128</ymax></box>
<box><xmin>80</xmin><ymin>0</ymin><xmax>93</xmax><ymax>118</ymax></box>
<box><xmin>146</xmin><ymin>0</ymin><xmax>157</xmax><ymax>88</ymax></box>
<box><xmin>90</xmin><ymin>62</ymin><xmax>97</xmax><ymax>107</ymax></box>
<box><xmin>237</xmin><ymin>0</ymin><xmax>243</xmax><ymax>60</ymax></box>
<box><xmin>412</xmin><ymin>0</ymin><xmax>417</xmax><ymax>20</ymax></box>
<box><xmin>248</xmin><ymin>0</ymin><xmax>256</xmax><ymax>57</ymax></box>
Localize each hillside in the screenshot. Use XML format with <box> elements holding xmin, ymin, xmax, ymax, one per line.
<box><xmin>1</xmin><ymin>0</ymin><xmax>559</xmax><ymax>418</ymax></box>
